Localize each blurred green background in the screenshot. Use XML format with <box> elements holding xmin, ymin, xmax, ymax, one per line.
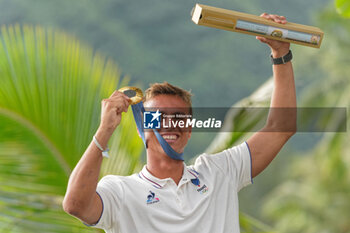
<box><xmin>0</xmin><ymin>0</ymin><xmax>349</xmax><ymax>232</ymax></box>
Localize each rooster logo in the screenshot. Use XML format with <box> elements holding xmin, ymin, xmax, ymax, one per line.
<box><xmin>146</xmin><ymin>191</ymin><xmax>160</xmax><ymax>204</ymax></box>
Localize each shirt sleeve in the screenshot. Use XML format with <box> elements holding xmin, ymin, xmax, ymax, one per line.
<box><xmin>195</xmin><ymin>142</ymin><xmax>253</xmax><ymax>191</ymax></box>
<box><xmin>84</xmin><ymin>175</ymin><xmax>124</xmax><ymax>230</ymax></box>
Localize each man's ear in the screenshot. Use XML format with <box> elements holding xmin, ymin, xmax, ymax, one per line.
<box><xmin>136</xmin><ymin>126</ymin><xmax>148</xmax><ymax>148</ymax></box>
<box><xmin>188</xmin><ymin>127</ymin><xmax>192</xmax><ymax>139</ymax></box>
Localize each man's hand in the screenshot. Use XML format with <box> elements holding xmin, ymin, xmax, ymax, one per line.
<box><xmin>99</xmin><ymin>91</ymin><xmax>130</xmax><ymax>133</ymax></box>
<box><xmin>256</xmin><ymin>13</ymin><xmax>290</xmax><ymax>57</ymax></box>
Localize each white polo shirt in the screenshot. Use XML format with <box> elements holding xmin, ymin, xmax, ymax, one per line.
<box><xmin>89</xmin><ymin>142</ymin><xmax>252</xmax><ymax>233</ymax></box>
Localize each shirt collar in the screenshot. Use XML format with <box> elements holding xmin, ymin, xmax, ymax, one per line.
<box><xmin>183</xmin><ymin>166</ymin><xmax>199</xmax><ymax>181</ymax></box>
<box><xmin>138</xmin><ymin>164</ymin><xmax>199</xmax><ymax>189</ymax></box>
<box><xmin>139</xmin><ymin>165</ymin><xmax>168</xmax><ymax>189</ymax></box>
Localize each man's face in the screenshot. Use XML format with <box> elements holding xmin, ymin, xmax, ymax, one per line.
<box><xmin>143</xmin><ymin>94</ymin><xmax>192</xmax><ymax>155</ymax></box>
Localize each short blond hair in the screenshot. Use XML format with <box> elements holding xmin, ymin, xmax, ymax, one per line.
<box><xmin>145</xmin><ymin>82</ymin><xmax>192</xmax><ymax>110</ymax></box>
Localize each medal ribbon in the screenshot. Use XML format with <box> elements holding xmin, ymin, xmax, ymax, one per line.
<box><xmin>131</xmin><ymin>101</ymin><xmax>184</xmax><ymax>161</ymax></box>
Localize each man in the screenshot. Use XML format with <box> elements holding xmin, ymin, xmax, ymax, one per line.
<box><xmin>63</xmin><ymin>13</ymin><xmax>296</xmax><ymax>233</ymax></box>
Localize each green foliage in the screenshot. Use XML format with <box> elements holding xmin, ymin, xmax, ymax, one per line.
<box><xmin>262</xmin><ymin>9</ymin><xmax>350</xmax><ymax>232</ymax></box>
<box><xmin>0</xmin><ymin>25</ymin><xmax>143</xmax><ymax>232</ymax></box>
<box><xmin>240</xmin><ymin>213</ymin><xmax>276</xmax><ymax>233</ymax></box>
<box><xmin>0</xmin><ymin>114</ymin><xmax>94</xmax><ymax>233</ymax></box>
<box><xmin>263</xmin><ymin>135</ymin><xmax>350</xmax><ymax>232</ymax></box>
<box><xmin>335</xmin><ymin>0</ymin><xmax>350</xmax><ymax>17</ymax></box>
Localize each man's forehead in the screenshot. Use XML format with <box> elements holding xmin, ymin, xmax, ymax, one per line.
<box><xmin>144</xmin><ymin>106</ymin><xmax>189</xmax><ymax>113</ymax></box>
<box><xmin>144</xmin><ymin>95</ymin><xmax>189</xmax><ymax>108</ymax></box>
<box><xmin>144</xmin><ymin>95</ymin><xmax>191</xmax><ymax>114</ymax></box>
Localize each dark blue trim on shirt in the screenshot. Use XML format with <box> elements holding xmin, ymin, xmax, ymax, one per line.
<box><xmin>83</xmin><ymin>191</ymin><xmax>104</xmax><ymax>227</ymax></box>
<box><xmin>244</xmin><ymin>141</ymin><xmax>254</xmax><ymax>184</ymax></box>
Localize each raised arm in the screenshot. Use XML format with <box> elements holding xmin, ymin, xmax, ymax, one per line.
<box><xmin>62</xmin><ymin>91</ymin><xmax>129</xmax><ymax>224</ymax></box>
<box><xmin>247</xmin><ymin>13</ymin><xmax>297</xmax><ymax>178</ymax></box>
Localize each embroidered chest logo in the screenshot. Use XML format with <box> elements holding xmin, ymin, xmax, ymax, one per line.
<box><xmin>146</xmin><ymin>191</ymin><xmax>160</xmax><ymax>204</ymax></box>
<box><xmin>191</xmin><ymin>177</ymin><xmax>209</xmax><ymax>194</ymax></box>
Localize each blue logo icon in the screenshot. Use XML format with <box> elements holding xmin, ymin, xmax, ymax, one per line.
<box><xmin>191</xmin><ymin>178</ymin><xmax>200</xmax><ymax>187</ymax></box>
<box><xmin>144</xmin><ymin>110</ymin><xmax>161</xmax><ymax>129</ymax></box>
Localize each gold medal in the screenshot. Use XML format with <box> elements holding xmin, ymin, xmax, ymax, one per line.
<box><xmin>118</xmin><ymin>86</ymin><xmax>143</xmax><ymax>105</ymax></box>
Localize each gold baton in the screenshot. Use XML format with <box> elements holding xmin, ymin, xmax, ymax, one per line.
<box><xmin>191</xmin><ymin>3</ymin><xmax>324</xmax><ymax>48</ymax></box>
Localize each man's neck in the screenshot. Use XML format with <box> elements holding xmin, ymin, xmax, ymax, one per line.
<box><xmin>146</xmin><ymin>150</ymin><xmax>184</xmax><ymax>185</ymax></box>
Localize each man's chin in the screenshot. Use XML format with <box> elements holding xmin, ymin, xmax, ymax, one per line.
<box><xmin>163</xmin><ymin>144</ymin><xmax>184</xmax><ymax>155</ymax></box>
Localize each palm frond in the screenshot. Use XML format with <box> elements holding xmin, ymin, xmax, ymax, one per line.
<box><xmin>0</xmin><ymin>25</ymin><xmax>143</xmax><ymax>232</ymax></box>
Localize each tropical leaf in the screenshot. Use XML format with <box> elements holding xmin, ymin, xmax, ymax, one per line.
<box><xmin>262</xmin><ymin>133</ymin><xmax>350</xmax><ymax>233</ymax></box>
<box><xmin>0</xmin><ymin>113</ymin><xmax>95</xmax><ymax>233</ymax></box>
<box><xmin>0</xmin><ymin>25</ymin><xmax>143</xmax><ymax>232</ymax></box>
<box><xmin>335</xmin><ymin>0</ymin><xmax>350</xmax><ymax>17</ymax></box>
<box><xmin>239</xmin><ymin>213</ymin><xmax>276</xmax><ymax>233</ymax></box>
